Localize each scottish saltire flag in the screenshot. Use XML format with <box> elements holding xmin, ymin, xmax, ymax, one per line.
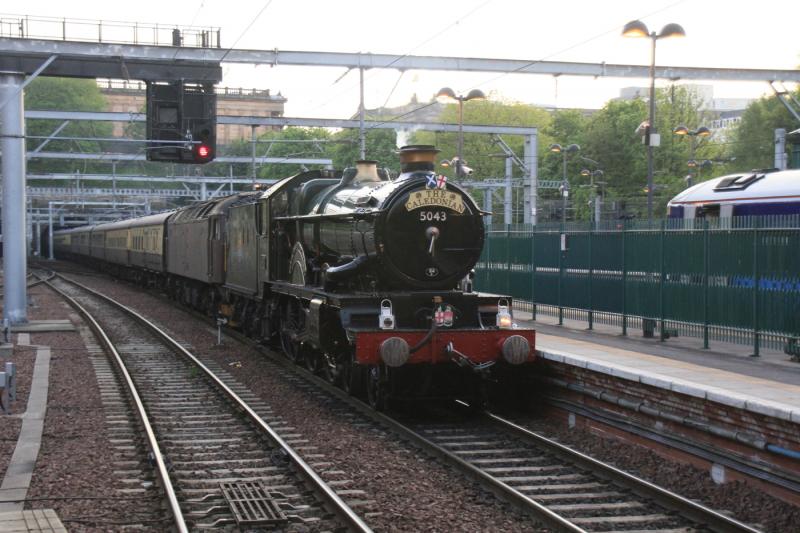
<box><xmin>426</xmin><ymin>174</ymin><xmax>438</xmax><ymax>188</ymax></box>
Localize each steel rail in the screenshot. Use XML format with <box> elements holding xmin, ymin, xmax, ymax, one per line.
<box><xmin>192</xmin><ymin>314</ymin><xmax>585</xmax><ymax>532</ymax></box>
<box><xmin>221</xmin><ymin>323</ymin><xmax>762</xmax><ymax>533</ymax></box>
<box><xmin>0</xmin><ymin>272</ymin><xmax>51</xmax><ymax>297</ymax></box>
<box><xmin>51</xmin><ymin>273</ymin><xmax>372</xmax><ymax>533</ymax></box>
<box><xmin>42</xmin><ymin>276</ymin><xmax>187</xmax><ymax>533</ymax></box>
<box><xmin>47</xmin><ymin>266</ymin><xmax>760</xmax><ymax>532</ymax></box>
<box><xmin>485</xmin><ymin>411</ymin><xmax>763</xmax><ymax>533</ymax></box>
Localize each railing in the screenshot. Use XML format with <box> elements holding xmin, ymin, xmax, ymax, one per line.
<box><xmin>24</xmin><ymin>186</ymin><xmax>191</xmax><ymax>198</ymax></box>
<box><xmin>475</xmin><ymin>216</ymin><xmax>800</xmax><ymax>356</ymax></box>
<box><xmin>0</xmin><ymin>14</ymin><xmax>220</xmax><ymax>48</ymax></box>
<box><xmin>96</xmin><ymin>79</ymin><xmax>284</xmax><ymax>100</ymax></box>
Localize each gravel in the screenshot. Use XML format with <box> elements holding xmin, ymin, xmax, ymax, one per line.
<box><xmin>0</xmin><ymin>284</ymin><xmax>49</xmax><ymax>481</ymax></box>
<box><xmin>67</xmin><ymin>271</ymin><xmax>541</xmax><ymax>532</ymax></box>
<box><xmin>61</xmin><ymin>267</ymin><xmax>800</xmax><ymax>532</ymax></box>
<box><xmin>7</xmin><ymin>282</ymin><xmax>163</xmax><ymax>531</ymax></box>
<box><xmin>518</xmin><ymin>415</ymin><xmax>800</xmax><ymax>532</ymax></box>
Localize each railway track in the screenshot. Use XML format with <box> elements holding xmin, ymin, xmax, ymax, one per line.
<box><xmin>44</xmin><ymin>273</ymin><xmax>371</xmax><ymax>532</ymax></box>
<box><xmin>45</xmin><ymin>266</ymin><xmax>765</xmax><ymax>532</ymax></box>
<box><xmin>0</xmin><ymin>272</ymin><xmax>51</xmax><ymax>298</ymax></box>
<box><xmin>215</xmin><ymin>324</ymin><xmax>763</xmax><ymax>532</ymax></box>
<box><xmin>199</xmin><ymin>316</ymin><xmax>762</xmax><ymax>532</ymax></box>
<box><xmin>401</xmin><ymin>410</ymin><xmax>763</xmax><ymax>533</ymax></box>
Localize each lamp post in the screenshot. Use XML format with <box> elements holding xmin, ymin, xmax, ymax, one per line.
<box><xmin>549</xmin><ymin>143</ymin><xmax>580</xmax><ymax>227</ymax></box>
<box><xmin>581</xmin><ymin>168</ymin><xmax>605</xmax><ymax>224</ymax></box>
<box><xmin>673</xmin><ymin>125</ymin><xmax>711</xmax><ymax>187</ymax></box>
<box><xmin>622</xmin><ymin>19</ymin><xmax>686</xmax><ymax>221</ymax></box>
<box><xmin>437</xmin><ymin>87</ymin><xmax>486</xmax><ymax>178</ymax></box>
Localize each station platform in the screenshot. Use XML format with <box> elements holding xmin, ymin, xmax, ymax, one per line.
<box><xmin>516</xmin><ymin>311</ymin><xmax>800</xmax><ymax>422</ymax></box>
<box><xmin>0</xmin><ymin>510</ymin><xmax>66</xmax><ymax>533</ymax></box>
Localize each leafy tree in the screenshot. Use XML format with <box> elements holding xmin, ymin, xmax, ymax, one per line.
<box><xmin>573</xmin><ymin>86</ymin><xmax>713</xmax><ymax>219</ymax></box>
<box><xmin>24</xmin><ymin>77</ymin><xmax>113</xmax><ymax>175</ymax></box>
<box><xmin>412</xmin><ymin>99</ymin><xmax>552</xmax><ymax>181</ymax></box>
<box><xmin>728</xmin><ymin>90</ymin><xmax>799</xmax><ymax>171</ymax></box>
<box><xmin>328</xmin><ymin>128</ymin><xmax>399</xmax><ymax>172</ymax></box>
<box><xmin>222</xmin><ymin>127</ymin><xmax>333</xmax><ymax>182</ymax></box>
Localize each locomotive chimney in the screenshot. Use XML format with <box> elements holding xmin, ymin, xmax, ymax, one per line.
<box><xmin>353</xmin><ymin>159</ymin><xmax>380</xmax><ymax>183</ymax></box>
<box><xmin>398</xmin><ymin>144</ymin><xmax>440</xmax><ymax>173</ymax></box>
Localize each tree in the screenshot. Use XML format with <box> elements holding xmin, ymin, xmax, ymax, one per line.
<box><xmin>24</xmin><ymin>77</ymin><xmax>113</xmax><ymax>175</ymax></box>
<box><xmin>328</xmin><ymin>128</ymin><xmax>399</xmax><ymax>173</ymax></box>
<box><xmin>573</xmin><ymin>86</ymin><xmax>714</xmax><ymax>219</ymax></box>
<box><xmin>222</xmin><ymin>127</ymin><xmax>333</xmax><ymax>183</ymax></box>
<box><xmin>728</xmin><ymin>90</ymin><xmax>799</xmax><ymax>171</ymax></box>
<box><xmin>412</xmin><ymin>98</ymin><xmax>551</xmax><ymax>181</ymax></box>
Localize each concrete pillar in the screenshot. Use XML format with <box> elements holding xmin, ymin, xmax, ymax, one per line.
<box><xmin>775</xmin><ymin>128</ymin><xmax>787</xmax><ymax>170</ymax></box>
<box><xmin>359</xmin><ymin>67</ymin><xmax>366</xmax><ymax>160</ymax></box>
<box><xmin>523</xmin><ymin>133</ymin><xmax>538</xmax><ymax>225</ymax></box>
<box><xmin>483</xmin><ymin>188</ymin><xmax>493</xmax><ymax>227</ymax></box>
<box><xmin>1</xmin><ymin>73</ymin><xmax>28</xmax><ymax>324</ymax></box>
<box><xmin>594</xmin><ymin>191</ymin><xmax>601</xmax><ymax>224</ymax></box>
<box><xmin>26</xmin><ymin>198</ymin><xmax>32</xmax><ymax>256</ymax></box>
<box><xmin>504</xmin><ymin>157</ymin><xmax>513</xmax><ymax>226</ymax></box>
<box><xmin>48</xmin><ymin>203</ymin><xmax>54</xmax><ymax>261</ymax></box>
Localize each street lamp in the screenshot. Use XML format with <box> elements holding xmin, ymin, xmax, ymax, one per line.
<box><xmin>549</xmin><ymin>143</ymin><xmax>580</xmax><ymax>227</ymax></box>
<box><xmin>437</xmin><ymin>87</ymin><xmax>486</xmax><ymax>178</ymax></box>
<box><xmin>622</xmin><ymin>19</ymin><xmax>686</xmax><ymax>220</ymax></box>
<box><xmin>673</xmin><ymin>125</ymin><xmax>711</xmax><ymax>187</ymax></box>
<box><xmin>580</xmin><ymin>168</ymin><xmax>605</xmax><ymax>224</ymax></box>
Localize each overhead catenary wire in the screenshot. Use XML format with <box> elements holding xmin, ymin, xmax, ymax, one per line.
<box><xmin>364</xmin><ymin>0</ymin><xmax>689</xmax><ymax>131</ymax></box>
<box><xmin>306</xmin><ymin>0</ymin><xmax>493</xmax><ymax>114</ymax></box>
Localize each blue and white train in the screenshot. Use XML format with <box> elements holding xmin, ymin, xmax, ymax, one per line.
<box><xmin>668</xmin><ymin>168</ymin><xmax>800</xmax><ymax>219</ymax></box>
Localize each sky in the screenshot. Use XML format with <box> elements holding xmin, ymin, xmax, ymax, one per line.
<box><xmin>12</xmin><ymin>0</ymin><xmax>800</xmax><ymax>119</ymax></box>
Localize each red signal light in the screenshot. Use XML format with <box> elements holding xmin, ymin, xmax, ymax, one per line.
<box><xmin>193</xmin><ymin>143</ymin><xmax>213</xmax><ymax>163</ymax></box>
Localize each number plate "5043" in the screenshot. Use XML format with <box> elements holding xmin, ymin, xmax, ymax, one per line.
<box><xmin>419</xmin><ymin>211</ymin><xmax>447</xmax><ymax>222</ymax></box>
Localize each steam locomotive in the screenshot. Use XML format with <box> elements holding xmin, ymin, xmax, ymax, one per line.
<box><xmin>54</xmin><ymin>145</ymin><xmax>535</xmax><ymax>409</ymax></box>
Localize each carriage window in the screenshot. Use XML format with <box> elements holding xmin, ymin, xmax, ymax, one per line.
<box><xmin>696</xmin><ymin>204</ymin><xmax>720</xmax><ymax>219</ymax></box>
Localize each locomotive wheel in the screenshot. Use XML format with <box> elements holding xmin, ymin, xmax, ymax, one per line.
<box><xmin>342</xmin><ymin>361</ymin><xmax>364</xmax><ymax>397</ymax></box>
<box><xmin>304</xmin><ymin>351</ymin><xmax>323</xmax><ymax>374</ymax></box>
<box><xmin>366</xmin><ymin>365</ymin><xmax>389</xmax><ymax>411</ymax></box>
<box><xmin>279</xmin><ymin>298</ymin><xmax>306</xmax><ymax>364</ymax></box>
<box><xmin>321</xmin><ymin>353</ymin><xmax>338</xmax><ymax>385</ymax></box>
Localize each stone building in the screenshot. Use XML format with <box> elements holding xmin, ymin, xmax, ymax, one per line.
<box><xmin>98</xmin><ymin>80</ymin><xmax>287</xmax><ymax>144</ymax></box>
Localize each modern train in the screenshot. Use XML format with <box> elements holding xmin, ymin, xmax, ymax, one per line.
<box><xmin>54</xmin><ymin>145</ymin><xmax>535</xmax><ymax>409</ymax></box>
<box><xmin>667</xmin><ymin>168</ymin><xmax>800</xmax><ymax>220</ymax></box>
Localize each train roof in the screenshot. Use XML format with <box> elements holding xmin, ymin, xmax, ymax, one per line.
<box><xmin>54</xmin><ymin>225</ymin><xmax>95</xmax><ymax>235</ymax></box>
<box><xmin>668</xmin><ymin>168</ymin><xmax>800</xmax><ymax>205</ymax></box>
<box><xmin>170</xmin><ymin>192</ymin><xmax>259</xmax><ymax>223</ymax></box>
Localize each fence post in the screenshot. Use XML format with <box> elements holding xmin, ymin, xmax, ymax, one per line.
<box><xmin>588</xmin><ymin>224</ymin><xmax>594</xmax><ymax>330</ymax></box>
<box><xmin>531</xmin><ymin>227</ymin><xmax>537</xmax><ymax>320</ymax></box>
<box><xmin>659</xmin><ymin>219</ymin><xmax>666</xmax><ymax>341</ymax></box>
<box><xmin>621</xmin><ymin>225</ymin><xmax>627</xmax><ymax>336</ymax></box>
<box><xmin>505</xmin><ymin>225</ymin><xmax>511</xmax><ymax>297</ymax></box>
<box><xmin>485</xmin><ymin>226</ymin><xmax>491</xmax><ymax>292</ymax></box>
<box><xmin>752</xmin><ymin>223</ymin><xmax>761</xmax><ymax>357</ymax></box>
<box><xmin>703</xmin><ymin>219</ymin><xmax>710</xmax><ymax>349</ymax></box>
<box><xmin>558</xmin><ymin>224</ymin><xmax>564</xmax><ymax>326</ymax></box>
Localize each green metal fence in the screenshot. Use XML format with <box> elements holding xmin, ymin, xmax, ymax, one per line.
<box><xmin>475</xmin><ymin>216</ymin><xmax>800</xmax><ymax>356</ymax></box>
